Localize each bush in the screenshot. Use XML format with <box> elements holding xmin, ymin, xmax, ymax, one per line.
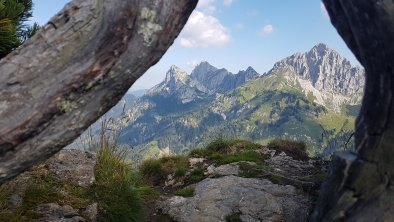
<box><xmin>267</xmin><ymin>139</ymin><xmax>309</xmax><ymax>160</ymax></box>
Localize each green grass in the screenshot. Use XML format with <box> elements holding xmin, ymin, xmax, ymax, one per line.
<box><xmin>267</xmin><ymin>139</ymin><xmax>307</xmax><ymax>151</ymax></box>
<box><xmin>238</xmin><ymin>162</ymin><xmax>266</xmax><ymax>178</ymax></box>
<box><xmin>189</xmin><ymin>148</ymin><xmax>213</xmax><ymax>157</ymax></box>
<box><xmin>22</xmin><ymin>174</ymin><xmax>61</xmax><ymax>210</ymax></box>
<box><xmin>267</xmin><ymin>174</ymin><xmax>285</xmax><ymax>185</ymax></box>
<box><xmin>205</xmin><ymin>137</ymin><xmax>239</xmax><ymax>152</ymax></box>
<box><xmin>139</xmin><ymin>156</ymin><xmax>189</xmax><ymax>185</ymax></box>
<box><xmin>225</xmin><ymin>212</ymin><xmax>242</xmax><ymax>222</ymax></box>
<box><xmin>93</xmin><ymin>143</ymin><xmax>146</xmax><ymax>222</ymax></box>
<box><xmin>0</xmin><ymin>169</ymin><xmax>93</xmax><ymax>222</ymax></box>
<box><xmin>212</xmin><ymin>151</ymin><xmax>262</xmax><ymax>165</ymax></box>
<box><xmin>189</xmin><ymin>138</ymin><xmax>264</xmax><ymax>167</ymax></box>
<box><xmin>174</xmin><ymin>188</ymin><xmax>195</xmax><ymax>197</ymax></box>
<box><xmin>0</xmin><ymin>119</ymin><xmax>153</xmax><ymax>222</ymax></box>
<box><xmin>204</xmin><ymin>138</ymin><xmax>262</xmax><ymax>153</ymax></box>
<box><xmin>186</xmin><ymin>168</ymin><xmax>205</xmax><ymax>184</ymax></box>
<box><xmin>267</xmin><ymin>139</ymin><xmax>309</xmax><ymax>160</ymax></box>
<box><xmin>298</xmin><ymin>173</ymin><xmax>326</xmax><ymax>183</ymax></box>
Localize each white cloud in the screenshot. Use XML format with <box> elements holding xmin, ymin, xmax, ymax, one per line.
<box><xmin>198</xmin><ymin>0</ymin><xmax>216</xmax><ymax>8</ymax></box>
<box><xmin>186</xmin><ymin>60</ymin><xmax>201</xmax><ymax>69</ymax></box>
<box><xmin>197</xmin><ymin>0</ymin><xmax>233</xmax><ymax>14</ymax></box>
<box><xmin>179</xmin><ymin>10</ymin><xmax>231</xmax><ymax>48</ymax></box>
<box><xmin>320</xmin><ymin>3</ymin><xmax>330</xmax><ymax>19</ymax></box>
<box><xmin>259</xmin><ymin>24</ymin><xmax>274</xmax><ymax>36</ymax></box>
<box><xmin>223</xmin><ymin>0</ymin><xmax>233</xmax><ymax>6</ymax></box>
<box><xmin>197</xmin><ymin>0</ymin><xmax>217</xmax><ymax>14</ymax></box>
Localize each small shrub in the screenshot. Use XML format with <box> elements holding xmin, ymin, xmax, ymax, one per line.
<box><xmin>267</xmin><ymin>139</ymin><xmax>309</xmax><ymax>160</ymax></box>
<box><xmin>174</xmin><ymin>188</ymin><xmax>194</xmax><ymax>197</ymax></box>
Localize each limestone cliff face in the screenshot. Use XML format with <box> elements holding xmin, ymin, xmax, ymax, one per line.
<box><xmin>190</xmin><ymin>61</ymin><xmax>260</xmax><ymax>94</ymax></box>
<box><xmin>148</xmin><ymin>62</ymin><xmax>260</xmax><ymax>102</ymax></box>
<box><xmin>269</xmin><ymin>43</ymin><xmax>365</xmax><ymax>111</ymax></box>
<box><xmin>148</xmin><ymin>65</ymin><xmax>205</xmax><ymax>103</ymax></box>
<box><xmin>270</xmin><ymin>43</ymin><xmax>364</xmax><ymax>96</ymax></box>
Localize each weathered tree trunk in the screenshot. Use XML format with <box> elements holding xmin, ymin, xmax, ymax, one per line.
<box><xmin>311</xmin><ymin>0</ymin><xmax>394</xmax><ymax>221</ymax></box>
<box><xmin>0</xmin><ymin>0</ymin><xmax>198</xmax><ymax>183</ymax></box>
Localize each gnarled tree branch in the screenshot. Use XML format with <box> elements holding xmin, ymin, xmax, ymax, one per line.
<box><xmin>0</xmin><ymin>0</ymin><xmax>198</xmax><ymax>183</ymax></box>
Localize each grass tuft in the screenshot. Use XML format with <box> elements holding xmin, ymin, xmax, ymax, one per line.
<box><xmin>139</xmin><ymin>156</ymin><xmax>189</xmax><ymax>185</ymax></box>
<box><xmin>225</xmin><ymin>212</ymin><xmax>242</xmax><ymax>222</ymax></box>
<box><xmin>212</xmin><ymin>151</ymin><xmax>262</xmax><ymax>165</ymax></box>
<box><xmin>186</xmin><ymin>168</ymin><xmax>205</xmax><ymax>184</ymax></box>
<box><xmin>267</xmin><ymin>139</ymin><xmax>309</xmax><ymax>161</ymax></box>
<box><xmin>205</xmin><ymin>137</ymin><xmax>238</xmax><ymax>152</ymax></box>
<box><xmin>93</xmin><ymin>142</ymin><xmax>145</xmax><ymax>222</ymax></box>
<box><xmin>174</xmin><ymin>188</ymin><xmax>194</xmax><ymax>197</ymax></box>
<box><xmin>92</xmin><ymin>119</ymin><xmax>151</xmax><ymax>222</ymax></box>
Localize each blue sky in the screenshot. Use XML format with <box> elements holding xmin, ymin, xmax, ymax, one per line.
<box><xmin>31</xmin><ymin>0</ymin><xmax>359</xmax><ymax>90</ymax></box>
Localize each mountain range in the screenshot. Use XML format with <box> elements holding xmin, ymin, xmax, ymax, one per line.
<box><xmin>72</xmin><ymin>43</ymin><xmax>365</xmax><ymax>159</ymax></box>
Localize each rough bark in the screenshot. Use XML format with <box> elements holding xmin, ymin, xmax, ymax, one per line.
<box><xmin>311</xmin><ymin>0</ymin><xmax>394</xmax><ymax>221</ymax></box>
<box><xmin>0</xmin><ymin>0</ymin><xmax>198</xmax><ymax>183</ymax></box>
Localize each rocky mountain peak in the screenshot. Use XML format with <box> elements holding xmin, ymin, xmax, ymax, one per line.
<box><xmin>240</xmin><ymin>66</ymin><xmax>259</xmax><ymax>79</ymax></box>
<box><xmin>269</xmin><ymin>43</ymin><xmax>364</xmax><ymax>96</ymax></box>
<box><xmin>165</xmin><ymin>65</ymin><xmax>189</xmax><ymax>84</ymax></box>
<box><xmin>190</xmin><ymin>61</ymin><xmax>219</xmax><ymax>79</ymax></box>
<box><xmin>311</xmin><ymin>43</ymin><xmax>330</xmax><ymax>54</ymax></box>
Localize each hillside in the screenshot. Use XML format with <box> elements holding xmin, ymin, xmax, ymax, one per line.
<box><xmin>69</xmin><ymin>43</ymin><xmax>364</xmax><ymax>160</ymax></box>
<box><xmin>0</xmin><ymin>139</ymin><xmax>327</xmax><ymax>221</ymax></box>
<box><xmin>108</xmin><ymin>44</ymin><xmax>363</xmax><ymax>160</ymax></box>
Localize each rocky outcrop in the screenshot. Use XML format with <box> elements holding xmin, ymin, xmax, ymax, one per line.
<box><xmin>47</xmin><ymin>150</ymin><xmax>96</xmax><ymax>188</ymax></box>
<box><xmin>160</xmin><ymin>176</ymin><xmax>310</xmax><ymax>222</ymax></box>
<box><xmin>0</xmin><ymin>150</ymin><xmax>97</xmax><ymax>222</ymax></box>
<box><xmin>155</xmin><ymin>146</ymin><xmax>327</xmax><ymax>222</ymax></box>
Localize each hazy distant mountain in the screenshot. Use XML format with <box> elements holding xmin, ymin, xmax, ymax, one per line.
<box><xmin>75</xmin><ymin>43</ymin><xmax>364</xmax><ymax>159</ymax></box>
<box><xmin>129</xmin><ymin>89</ymin><xmax>148</xmax><ymax>97</ymax></box>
